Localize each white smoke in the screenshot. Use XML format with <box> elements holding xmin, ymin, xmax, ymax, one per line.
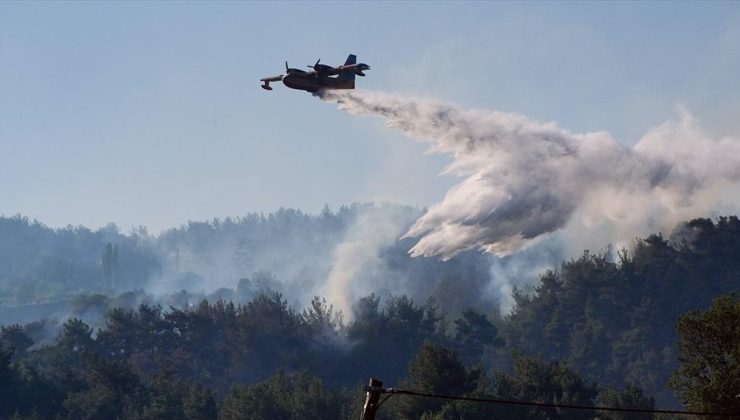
<box><xmin>320</xmin><ymin>90</ymin><xmax>740</xmax><ymax>260</ymax></box>
<box><xmin>321</xmin><ymin>204</ymin><xmax>413</xmax><ymax>318</ymax></box>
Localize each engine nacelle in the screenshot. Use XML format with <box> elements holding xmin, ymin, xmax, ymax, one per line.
<box><xmin>314</xmin><ymin>64</ymin><xmax>335</xmax><ymax>74</ymax></box>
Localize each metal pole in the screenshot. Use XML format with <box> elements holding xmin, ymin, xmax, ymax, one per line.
<box><xmin>360</xmin><ymin>378</ymin><xmax>383</xmax><ymax>420</ymax></box>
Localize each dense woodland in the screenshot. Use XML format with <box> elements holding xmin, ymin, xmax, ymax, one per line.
<box><xmin>1</xmin><ymin>212</ymin><xmax>739</xmax><ymax>418</ymax></box>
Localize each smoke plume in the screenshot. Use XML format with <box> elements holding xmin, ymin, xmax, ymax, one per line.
<box><xmin>322</xmin><ymin>205</ymin><xmax>416</xmax><ymax>318</ymax></box>
<box><xmin>320</xmin><ymin>90</ymin><xmax>740</xmax><ymax>260</ymax></box>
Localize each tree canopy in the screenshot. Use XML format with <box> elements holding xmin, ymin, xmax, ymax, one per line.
<box><xmin>1</xmin><ymin>215</ymin><xmax>739</xmax><ymax>418</ymax></box>
<box><xmin>669</xmin><ymin>294</ymin><xmax>740</xmax><ymax>412</ymax></box>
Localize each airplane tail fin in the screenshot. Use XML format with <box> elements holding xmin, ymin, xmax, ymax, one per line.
<box><xmin>338</xmin><ymin>54</ymin><xmax>357</xmax><ymax>81</ymax></box>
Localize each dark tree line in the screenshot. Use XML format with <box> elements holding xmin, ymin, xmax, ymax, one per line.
<box><xmin>0</xmin><ymin>295</ymin><xmax>658</xmax><ymax>419</ymax></box>
<box><xmin>2</xmin><ymin>291</ymin><xmax>738</xmax><ymax>418</ymax></box>
<box><xmin>1</xmin><ymin>216</ymin><xmax>739</xmax><ymax>418</ymax></box>
<box><xmin>505</xmin><ymin>216</ymin><xmax>740</xmax><ymax>407</ymax></box>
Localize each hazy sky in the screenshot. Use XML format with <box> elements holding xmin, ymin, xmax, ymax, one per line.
<box><xmin>2</xmin><ymin>1</ymin><xmax>739</xmax><ymax>233</ymax></box>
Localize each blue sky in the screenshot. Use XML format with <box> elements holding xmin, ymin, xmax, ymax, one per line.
<box><xmin>1</xmin><ymin>1</ymin><xmax>739</xmax><ymax>232</ymax></box>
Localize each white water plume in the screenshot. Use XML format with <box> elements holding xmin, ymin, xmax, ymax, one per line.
<box><xmin>320</xmin><ymin>90</ymin><xmax>740</xmax><ymax>260</ymax></box>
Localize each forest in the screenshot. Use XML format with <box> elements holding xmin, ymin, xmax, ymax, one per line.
<box><xmin>1</xmin><ymin>210</ymin><xmax>739</xmax><ymax>419</ymax></box>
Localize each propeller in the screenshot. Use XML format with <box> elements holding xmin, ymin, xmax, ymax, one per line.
<box><xmin>307</xmin><ymin>58</ymin><xmax>321</xmax><ymax>70</ymax></box>
<box><xmin>283</xmin><ymin>60</ymin><xmax>308</xmax><ymax>75</ymax></box>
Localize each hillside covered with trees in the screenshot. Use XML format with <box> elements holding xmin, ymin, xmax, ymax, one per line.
<box><xmin>1</xmin><ymin>213</ymin><xmax>739</xmax><ymax>418</ymax></box>
<box><xmin>0</xmin><ymin>205</ymin><xmax>497</xmax><ymax>318</ymax></box>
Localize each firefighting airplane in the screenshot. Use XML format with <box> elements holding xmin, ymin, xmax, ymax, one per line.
<box><xmin>260</xmin><ymin>54</ymin><xmax>370</xmax><ymax>93</ymax></box>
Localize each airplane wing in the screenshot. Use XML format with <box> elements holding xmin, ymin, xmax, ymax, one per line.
<box><xmin>260</xmin><ymin>75</ymin><xmax>284</xmax><ymax>82</ymax></box>
<box><xmin>260</xmin><ymin>75</ymin><xmax>283</xmax><ymax>90</ymax></box>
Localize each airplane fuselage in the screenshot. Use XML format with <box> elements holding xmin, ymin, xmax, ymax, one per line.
<box><xmin>282</xmin><ymin>72</ymin><xmax>354</xmax><ymax>92</ymax></box>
